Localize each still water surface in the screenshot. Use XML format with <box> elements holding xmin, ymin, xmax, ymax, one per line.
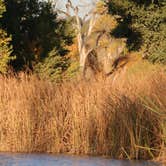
<box><xmin>0</xmin><ymin>153</ymin><xmax>161</xmax><ymax>166</ymax></box>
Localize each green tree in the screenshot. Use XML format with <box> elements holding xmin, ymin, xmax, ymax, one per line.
<box><xmin>34</xmin><ymin>49</ymin><xmax>69</xmax><ymax>81</ymax></box>
<box><xmin>2</xmin><ymin>0</ymin><xmax>67</xmax><ymax>70</ymax></box>
<box><xmin>107</xmin><ymin>0</ymin><xmax>166</xmax><ymax>64</ymax></box>
<box><xmin>34</xmin><ymin>17</ymin><xmax>76</xmax><ymax>81</ymax></box>
<box><xmin>0</xmin><ymin>0</ymin><xmax>13</xmax><ymax>73</ymax></box>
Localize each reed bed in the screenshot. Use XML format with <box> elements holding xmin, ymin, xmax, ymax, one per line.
<box><xmin>0</xmin><ymin>68</ymin><xmax>165</xmax><ymax>161</ymax></box>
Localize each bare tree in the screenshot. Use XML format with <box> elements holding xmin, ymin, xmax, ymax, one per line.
<box><xmin>56</xmin><ymin>0</ymin><xmax>127</xmax><ymax>77</ymax></box>
<box><xmin>56</xmin><ymin>0</ymin><xmax>102</xmax><ymax>77</ymax></box>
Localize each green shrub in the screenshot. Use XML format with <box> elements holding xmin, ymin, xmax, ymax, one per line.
<box><xmin>34</xmin><ymin>49</ymin><xmax>69</xmax><ymax>82</ymax></box>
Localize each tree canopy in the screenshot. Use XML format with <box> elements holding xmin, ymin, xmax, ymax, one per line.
<box><xmin>2</xmin><ymin>0</ymin><xmax>73</xmax><ymax>71</ymax></box>
<box><xmin>0</xmin><ymin>0</ymin><xmax>165</xmax><ymax>80</ymax></box>
<box><xmin>107</xmin><ymin>0</ymin><xmax>166</xmax><ymax>64</ymax></box>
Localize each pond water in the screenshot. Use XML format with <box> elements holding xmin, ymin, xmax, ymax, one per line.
<box><xmin>0</xmin><ymin>153</ymin><xmax>161</xmax><ymax>166</ymax></box>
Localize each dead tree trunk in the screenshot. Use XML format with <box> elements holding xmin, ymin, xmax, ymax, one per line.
<box><xmin>64</xmin><ymin>0</ymin><xmax>98</xmax><ymax>77</ymax></box>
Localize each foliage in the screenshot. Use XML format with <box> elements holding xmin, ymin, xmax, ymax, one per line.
<box><xmin>64</xmin><ymin>38</ymin><xmax>79</xmax><ymax>79</ymax></box>
<box><xmin>95</xmin><ymin>0</ymin><xmax>108</xmax><ymax>14</ymax></box>
<box><xmin>86</xmin><ymin>2</ymin><xmax>127</xmax><ymax>75</ymax></box>
<box><xmin>34</xmin><ymin>49</ymin><xmax>69</xmax><ymax>82</ymax></box>
<box><xmin>107</xmin><ymin>0</ymin><xmax>166</xmax><ymax>64</ymax></box>
<box><xmin>0</xmin><ymin>0</ymin><xmax>14</xmax><ymax>73</ymax></box>
<box><xmin>0</xmin><ymin>0</ymin><xmax>5</xmax><ymax>17</ymax></box>
<box><xmin>34</xmin><ymin>17</ymin><xmax>76</xmax><ymax>81</ymax></box>
<box><xmin>2</xmin><ymin>0</ymin><xmax>66</xmax><ymax>70</ymax></box>
<box><xmin>93</xmin><ymin>14</ymin><xmax>117</xmax><ymax>34</ymax></box>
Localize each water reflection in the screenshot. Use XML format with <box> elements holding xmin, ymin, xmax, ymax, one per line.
<box><xmin>0</xmin><ymin>153</ymin><xmax>161</xmax><ymax>166</ymax></box>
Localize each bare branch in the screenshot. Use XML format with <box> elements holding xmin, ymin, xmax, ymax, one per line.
<box><xmin>67</xmin><ymin>0</ymin><xmax>72</xmax><ymax>7</ymax></box>
<box><xmin>82</xmin><ymin>14</ymin><xmax>89</xmax><ymax>22</ymax></box>
<box><xmin>61</xmin><ymin>0</ymin><xmax>100</xmax><ymax>76</ymax></box>
<box><xmin>75</xmin><ymin>6</ymin><xmax>79</xmax><ymax>15</ymax></box>
<box><xmin>67</xmin><ymin>0</ymin><xmax>75</xmax><ymax>11</ymax></box>
<box><xmin>82</xmin><ymin>8</ymin><xmax>94</xmax><ymax>22</ymax></box>
<box><xmin>95</xmin><ymin>31</ymin><xmax>105</xmax><ymax>47</ymax></box>
<box><xmin>57</xmin><ymin>9</ymin><xmax>70</xmax><ymax>17</ymax></box>
<box><xmin>87</xmin><ymin>13</ymin><xmax>97</xmax><ymax>37</ymax></box>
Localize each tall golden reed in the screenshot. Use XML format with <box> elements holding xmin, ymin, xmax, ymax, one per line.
<box><xmin>0</xmin><ymin>68</ymin><xmax>165</xmax><ymax>161</ymax></box>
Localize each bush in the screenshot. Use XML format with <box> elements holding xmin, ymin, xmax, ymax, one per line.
<box><xmin>34</xmin><ymin>49</ymin><xmax>69</xmax><ymax>81</ymax></box>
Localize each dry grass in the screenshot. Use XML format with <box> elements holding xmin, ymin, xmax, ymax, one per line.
<box><xmin>0</xmin><ymin>63</ymin><xmax>165</xmax><ymax>161</ymax></box>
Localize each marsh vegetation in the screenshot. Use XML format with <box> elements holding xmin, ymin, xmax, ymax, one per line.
<box><xmin>0</xmin><ymin>0</ymin><xmax>165</xmax><ymax>163</ymax></box>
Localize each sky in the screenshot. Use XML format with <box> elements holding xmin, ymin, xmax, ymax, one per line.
<box><xmin>56</xmin><ymin>0</ymin><xmax>96</xmax><ymax>17</ymax></box>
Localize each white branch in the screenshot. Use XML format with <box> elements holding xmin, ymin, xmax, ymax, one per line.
<box><xmin>57</xmin><ymin>9</ymin><xmax>70</xmax><ymax>17</ymax></box>
<box><xmin>87</xmin><ymin>9</ymin><xmax>98</xmax><ymax>37</ymax></box>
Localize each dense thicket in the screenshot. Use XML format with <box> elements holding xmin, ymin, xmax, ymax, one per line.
<box><xmin>107</xmin><ymin>0</ymin><xmax>166</xmax><ymax>64</ymax></box>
